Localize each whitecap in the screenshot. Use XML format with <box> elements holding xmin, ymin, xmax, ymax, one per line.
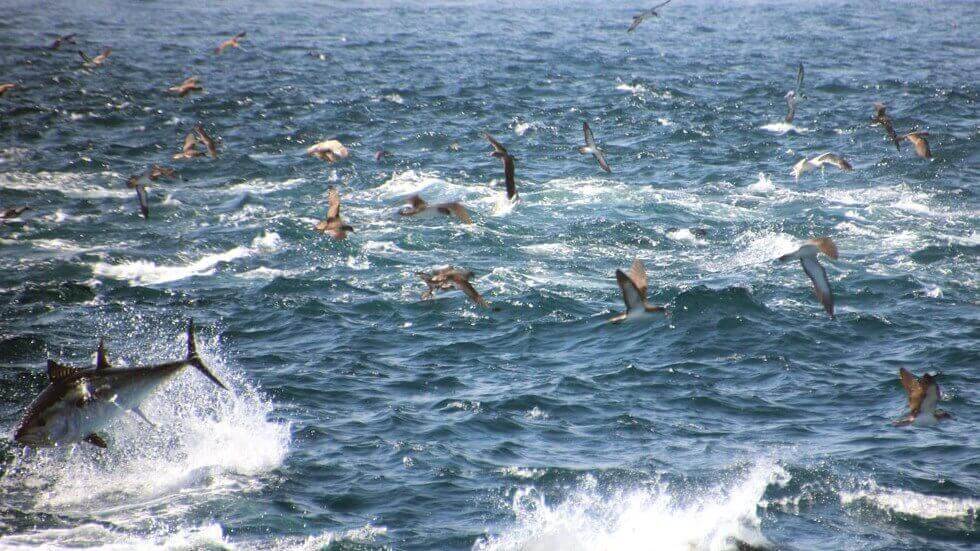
<box><xmin>760</xmin><ymin>122</ymin><xmax>809</xmax><ymax>134</ymax></box>
<box><xmin>840</xmin><ymin>482</ymin><xmax>979</xmax><ymax>521</ymax></box>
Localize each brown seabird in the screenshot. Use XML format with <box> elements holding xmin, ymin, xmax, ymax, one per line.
<box><xmin>1</xmin><ymin>206</ymin><xmax>30</xmax><ymax>219</ymax></box>
<box><xmin>627</xmin><ymin>1</ymin><xmax>672</xmax><ymax>33</ymax></box>
<box><xmin>216</xmin><ymin>32</ymin><xmax>246</xmax><ymax>54</ymax></box>
<box><xmin>579</xmin><ymin>121</ymin><xmax>611</xmax><ymax>173</ymax></box>
<box><xmin>871</xmin><ymin>102</ymin><xmax>902</xmax><ymax>151</ymax></box>
<box><xmin>483</xmin><ymin>132</ymin><xmax>517</xmax><ymax>201</ymax></box>
<box><xmin>418</xmin><ymin>267</ymin><xmax>490</xmax><ymax>308</ymax></box>
<box><xmin>791</xmin><ymin>153</ymin><xmax>852</xmax><ymax>179</ymax></box>
<box><xmin>903</xmin><ymin>130</ymin><xmax>932</xmax><ymax>159</ymax></box>
<box><xmin>609</xmin><ymin>259</ymin><xmax>667</xmax><ymax>323</ymax></box>
<box><xmin>314</xmin><ymin>186</ymin><xmax>354</xmax><ymax>240</ymax></box>
<box><xmin>894</xmin><ymin>368</ymin><xmax>951</xmax><ymax>426</ymax></box>
<box><xmin>79</xmin><ymin>48</ymin><xmax>111</xmax><ymax>69</ymax></box>
<box><xmin>167</xmin><ymin>76</ymin><xmax>203</xmax><ymax>97</ymax></box>
<box><xmin>399</xmin><ymin>195</ymin><xmax>473</xmax><ymax>224</ymax></box>
<box><xmin>784</xmin><ymin>62</ymin><xmax>804</xmax><ymax>123</ymax></box>
<box><xmin>50</xmin><ymin>34</ymin><xmax>77</xmax><ymax>50</ymax></box>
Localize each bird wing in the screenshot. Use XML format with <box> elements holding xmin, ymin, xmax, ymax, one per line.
<box><xmin>593</xmin><ymin>148</ymin><xmax>611</xmax><ymax>173</ymax></box>
<box><xmin>815</xmin><ymin>153</ymin><xmax>852</xmax><ymax>171</ymax></box>
<box><xmin>922</xmin><ymin>381</ymin><xmax>939</xmax><ymax>414</ymax></box>
<box><xmin>181</xmin><ymin>131</ymin><xmax>199</xmax><ymax>154</ymax></box>
<box><xmin>452</xmin><ymin>276</ymin><xmax>489</xmax><ymax>308</ymax></box>
<box><xmin>78</xmin><ymin>50</ymin><xmax>92</xmax><ymax>64</ymax></box>
<box><xmin>906</xmin><ymin>133</ymin><xmax>931</xmax><ymax>158</ymax></box>
<box><xmin>809</xmin><ymin>237</ymin><xmax>839</xmax><ymax>259</ymax></box>
<box><xmin>796</xmin><ymin>62</ymin><xmax>804</xmax><ymax>96</ymax></box>
<box><xmin>483</xmin><ymin>132</ymin><xmax>507</xmax><ymax>156</ymax></box>
<box><xmin>235</xmin><ymin>31</ymin><xmax>247</xmax><ymax>39</ymax></box>
<box><xmin>195</xmin><ymin>125</ymin><xmax>218</xmax><ymax>157</ymax></box>
<box><xmin>447</xmin><ymin>203</ymin><xmax>473</xmax><ymax>224</ymax></box>
<box><xmin>327</xmin><ymin>187</ymin><xmax>341</xmax><ymax>219</ymax></box>
<box><xmin>882</xmin><ymin>118</ymin><xmax>901</xmax><ymax>151</ymax></box>
<box><xmin>785</xmin><ymin>95</ymin><xmax>796</xmax><ymax>123</ymax></box>
<box><xmin>654</xmin><ymin>0</ymin><xmax>672</xmax><ymax>10</ymax></box>
<box><xmin>135</xmin><ymin>184</ymin><xmax>149</xmax><ymax>219</ymax></box>
<box><xmin>406</xmin><ymin>194</ymin><xmax>426</xmax><ymax>210</ymax></box>
<box><xmin>899</xmin><ymin>368</ymin><xmax>925</xmax><ymax>414</ymax></box>
<box><xmin>628</xmin><ymin>259</ymin><xmax>648</xmax><ymax>299</ymax></box>
<box><xmin>627</xmin><ymin>14</ymin><xmax>645</xmax><ymax>33</ymax></box>
<box><xmin>800</xmin><ymin>256</ymin><xmax>834</xmax><ymax>317</ymax></box>
<box><xmin>583</xmin><ymin>121</ymin><xmax>596</xmax><ymax>150</ymax></box>
<box><xmin>504</xmin><ymin>155</ymin><xmax>517</xmax><ymax>200</ymax></box>
<box><xmin>616</xmin><ymin>269</ymin><xmax>645</xmax><ymax>312</ymax></box>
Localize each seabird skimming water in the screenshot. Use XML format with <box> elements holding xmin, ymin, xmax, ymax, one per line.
<box><xmin>307</xmin><ymin>139</ymin><xmax>349</xmax><ymax>163</ymax></box>
<box><xmin>418</xmin><ymin>267</ymin><xmax>490</xmax><ymax>308</ymax></box>
<box><xmin>784</xmin><ymin>62</ymin><xmax>804</xmax><ymax>123</ymax></box>
<box><xmin>627</xmin><ymin>1</ymin><xmax>672</xmax><ymax>33</ymax></box>
<box><xmin>167</xmin><ymin>76</ymin><xmax>204</xmax><ymax>97</ymax></box>
<box><xmin>579</xmin><ymin>121</ymin><xmax>611</xmax><ymax>173</ymax></box>
<box><xmin>791</xmin><ymin>153</ymin><xmax>852</xmax><ymax>180</ymax></box>
<box><xmin>894</xmin><ymin>368</ymin><xmax>951</xmax><ymax>426</ymax></box>
<box><xmin>871</xmin><ymin>102</ymin><xmax>902</xmax><ymax>151</ymax></box>
<box><xmin>484</xmin><ymin>132</ymin><xmax>517</xmax><ymax>200</ymax></box>
<box><xmin>399</xmin><ymin>195</ymin><xmax>474</xmax><ymax>224</ymax></box>
<box><xmin>778</xmin><ymin>237</ymin><xmax>839</xmax><ymax>318</ymax></box>
<box><xmin>49</xmin><ymin>34</ymin><xmax>76</xmax><ymax>50</ymax></box>
<box><xmin>903</xmin><ymin>130</ymin><xmax>932</xmax><ymax>159</ymax></box>
<box><xmin>216</xmin><ymin>32</ymin><xmax>246</xmax><ymax>54</ymax></box>
<box><xmin>314</xmin><ymin>186</ymin><xmax>354</xmax><ymax>240</ymax></box>
<box><xmin>609</xmin><ymin>259</ymin><xmax>667</xmax><ymax>323</ymax></box>
<box><xmin>79</xmin><ymin>48</ymin><xmax>111</xmax><ymax>68</ymax></box>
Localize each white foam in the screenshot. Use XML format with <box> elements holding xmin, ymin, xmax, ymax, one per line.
<box><xmin>0</xmin><ymin>171</ymin><xmax>128</xmax><ymax>199</ymax></box>
<box><xmin>666</xmin><ymin>229</ymin><xmax>707</xmax><ymax>245</ymax></box>
<box><xmin>616</xmin><ymin>83</ymin><xmax>648</xmax><ymax>94</ymax></box>
<box><xmin>476</xmin><ymin>461</ymin><xmax>784</xmax><ymax>551</ymax></box>
<box><xmin>746</xmin><ymin>172</ymin><xmax>775</xmax><ymax>194</ymax></box>
<box><xmin>760</xmin><ymin>122</ymin><xmax>809</xmax><ymax>134</ymax></box>
<box><xmin>841</xmin><ymin>482</ymin><xmax>979</xmax><ymax>521</ymax></box>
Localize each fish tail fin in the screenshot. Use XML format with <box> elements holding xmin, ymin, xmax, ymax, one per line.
<box><xmin>186</xmin><ymin>319</ymin><xmax>228</xmax><ymax>390</ymax></box>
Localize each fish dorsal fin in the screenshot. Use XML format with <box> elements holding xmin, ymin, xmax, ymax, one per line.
<box><xmin>47</xmin><ymin>360</ymin><xmax>80</xmax><ymax>382</ymax></box>
<box><xmin>96</xmin><ymin>338</ymin><xmax>111</xmax><ymax>369</ymax></box>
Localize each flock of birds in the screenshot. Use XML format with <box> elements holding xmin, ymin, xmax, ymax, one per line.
<box><xmin>1</xmin><ymin>4</ymin><xmax>954</xmax><ymax>452</ymax></box>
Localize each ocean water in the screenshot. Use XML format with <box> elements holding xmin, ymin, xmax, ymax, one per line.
<box><xmin>1</xmin><ymin>0</ymin><xmax>978</xmax><ymax>549</ymax></box>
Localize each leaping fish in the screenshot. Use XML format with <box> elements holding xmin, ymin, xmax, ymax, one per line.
<box><xmin>484</xmin><ymin>132</ymin><xmax>517</xmax><ymax>200</ymax></box>
<box><xmin>314</xmin><ymin>186</ymin><xmax>354</xmax><ymax>240</ymax></box>
<box><xmin>627</xmin><ymin>1</ymin><xmax>672</xmax><ymax>33</ymax></box>
<box><xmin>894</xmin><ymin>368</ymin><xmax>952</xmax><ymax>426</ymax></box>
<box><xmin>417</xmin><ymin>267</ymin><xmax>490</xmax><ymax>308</ymax></box>
<box><xmin>784</xmin><ymin>62</ymin><xmax>804</xmax><ymax>123</ymax></box>
<box><xmin>609</xmin><ymin>259</ymin><xmax>667</xmax><ymax>323</ymax></box>
<box><xmin>399</xmin><ymin>195</ymin><xmax>473</xmax><ymax>224</ymax></box>
<box><xmin>579</xmin><ymin>121</ymin><xmax>611</xmax><ymax>173</ymax></box>
<box><xmin>778</xmin><ymin>237</ymin><xmax>839</xmax><ymax>318</ymax></box>
<box><xmin>13</xmin><ymin>320</ymin><xmax>227</xmax><ymax>449</ymax></box>
<box><xmin>791</xmin><ymin>153</ymin><xmax>852</xmax><ymax>180</ymax></box>
<box><xmin>871</xmin><ymin>102</ymin><xmax>902</xmax><ymax>151</ymax></box>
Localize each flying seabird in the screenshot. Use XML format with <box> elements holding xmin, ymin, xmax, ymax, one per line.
<box><xmin>610</xmin><ymin>259</ymin><xmax>667</xmax><ymax>323</ymax></box>
<box><xmin>314</xmin><ymin>186</ymin><xmax>354</xmax><ymax>240</ymax></box>
<box><xmin>127</xmin><ymin>165</ymin><xmax>176</xmax><ymax>188</ymax></box>
<box><xmin>484</xmin><ymin>132</ymin><xmax>517</xmax><ymax>200</ymax></box>
<box><xmin>1</xmin><ymin>206</ymin><xmax>30</xmax><ymax>219</ymax></box>
<box><xmin>167</xmin><ymin>76</ymin><xmax>203</xmax><ymax>97</ymax></box>
<box><xmin>777</xmin><ymin>237</ymin><xmax>839</xmax><ymax>318</ymax></box>
<box><xmin>579</xmin><ymin>121</ymin><xmax>611</xmax><ymax>173</ymax></box>
<box><xmin>134</xmin><ymin>183</ymin><xmax>149</xmax><ymax>219</ymax></box>
<box><xmin>399</xmin><ymin>195</ymin><xmax>473</xmax><ymax>224</ymax></box>
<box><xmin>50</xmin><ymin>34</ymin><xmax>77</xmax><ymax>50</ymax></box>
<box><xmin>79</xmin><ymin>48</ymin><xmax>111</xmax><ymax>68</ymax></box>
<box><xmin>173</xmin><ymin>130</ymin><xmax>205</xmax><ymax>160</ymax></box>
<box><xmin>791</xmin><ymin>153</ymin><xmax>853</xmax><ymax>179</ymax></box>
<box><xmin>215</xmin><ymin>32</ymin><xmax>246</xmax><ymax>54</ymax></box>
<box><xmin>194</xmin><ymin>124</ymin><xmax>219</xmax><ymax>158</ymax></box>
<box><xmin>417</xmin><ymin>267</ymin><xmax>490</xmax><ymax>308</ymax></box>
<box><xmin>0</xmin><ymin>84</ymin><xmax>15</xmax><ymax>96</ymax></box>
<box><xmin>894</xmin><ymin>368</ymin><xmax>951</xmax><ymax>426</ymax></box>
<box><xmin>307</xmin><ymin>139</ymin><xmax>349</xmax><ymax>163</ymax></box>
<box><xmin>627</xmin><ymin>0</ymin><xmax>672</xmax><ymax>33</ymax></box>
<box><xmin>871</xmin><ymin>102</ymin><xmax>902</xmax><ymax>151</ymax></box>
<box><xmin>784</xmin><ymin>62</ymin><xmax>804</xmax><ymax>123</ymax></box>
<box><xmin>375</xmin><ymin>149</ymin><xmax>391</xmax><ymax>162</ymax></box>
<box><xmin>903</xmin><ymin>130</ymin><xmax>932</xmax><ymax>159</ymax></box>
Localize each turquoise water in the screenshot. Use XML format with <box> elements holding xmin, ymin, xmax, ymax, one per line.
<box><xmin>1</xmin><ymin>0</ymin><xmax>978</xmax><ymax>549</ymax></box>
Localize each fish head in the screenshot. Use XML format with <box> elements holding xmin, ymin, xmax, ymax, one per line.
<box><xmin>12</xmin><ymin>384</ymin><xmax>69</xmax><ymax>447</ymax></box>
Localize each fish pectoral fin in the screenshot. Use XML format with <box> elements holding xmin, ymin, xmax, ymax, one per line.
<box><xmin>130</xmin><ymin>406</ymin><xmax>158</xmax><ymax>427</ymax></box>
<box><xmin>84</xmin><ymin>433</ymin><xmax>108</xmax><ymax>448</ymax></box>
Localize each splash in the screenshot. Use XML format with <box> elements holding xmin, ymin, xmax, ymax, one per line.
<box><xmin>475</xmin><ymin>462</ymin><xmax>786</xmax><ymax>551</ymax></box>
<box><xmin>759</xmin><ymin>122</ymin><xmax>808</xmax><ymax>135</ymax></box>
<box><xmin>840</xmin><ymin>481</ymin><xmax>979</xmax><ymax>521</ymax></box>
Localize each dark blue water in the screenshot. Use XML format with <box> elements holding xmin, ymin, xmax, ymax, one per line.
<box><xmin>1</xmin><ymin>0</ymin><xmax>978</xmax><ymax>549</ymax></box>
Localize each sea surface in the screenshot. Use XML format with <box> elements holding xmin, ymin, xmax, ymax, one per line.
<box><xmin>0</xmin><ymin>1</ymin><xmax>978</xmax><ymax>549</ymax></box>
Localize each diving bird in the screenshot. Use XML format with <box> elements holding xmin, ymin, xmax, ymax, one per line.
<box><xmin>215</xmin><ymin>32</ymin><xmax>246</xmax><ymax>54</ymax></box>
<box><xmin>13</xmin><ymin>320</ymin><xmax>227</xmax><ymax>449</ymax></box>
<box><xmin>894</xmin><ymin>368</ymin><xmax>951</xmax><ymax>426</ymax></box>
<box><xmin>307</xmin><ymin>139</ymin><xmax>349</xmax><ymax>163</ymax></box>
<box><xmin>579</xmin><ymin>121</ymin><xmax>611</xmax><ymax>173</ymax></box>
<box><xmin>484</xmin><ymin>132</ymin><xmax>517</xmax><ymax>200</ymax></box>
<box><xmin>173</xmin><ymin>130</ymin><xmax>206</xmax><ymax>159</ymax></box>
<box><xmin>778</xmin><ymin>237</ymin><xmax>839</xmax><ymax>318</ymax></box>
<box><xmin>610</xmin><ymin>259</ymin><xmax>667</xmax><ymax>323</ymax></box>
<box><xmin>79</xmin><ymin>48</ymin><xmax>111</xmax><ymax>68</ymax></box>
<box><xmin>134</xmin><ymin>182</ymin><xmax>149</xmax><ymax>219</ymax></box>
<box><xmin>0</xmin><ymin>84</ymin><xmax>15</xmax><ymax>96</ymax></box>
<box><xmin>1</xmin><ymin>206</ymin><xmax>30</xmax><ymax>219</ymax></box>
<box><xmin>127</xmin><ymin>165</ymin><xmax>176</xmax><ymax>188</ymax></box>
<box><xmin>49</xmin><ymin>34</ymin><xmax>77</xmax><ymax>50</ymax></box>
<box><xmin>627</xmin><ymin>1</ymin><xmax>672</xmax><ymax>33</ymax></box>
<box><xmin>417</xmin><ymin>266</ymin><xmax>490</xmax><ymax>308</ymax></box>
<box><xmin>791</xmin><ymin>153</ymin><xmax>853</xmax><ymax>179</ymax></box>
<box><xmin>314</xmin><ymin>186</ymin><xmax>354</xmax><ymax>240</ymax></box>
<box><xmin>194</xmin><ymin>124</ymin><xmax>219</xmax><ymax>158</ymax></box>
<box><xmin>903</xmin><ymin>130</ymin><xmax>932</xmax><ymax>159</ymax></box>
<box><xmin>871</xmin><ymin>102</ymin><xmax>902</xmax><ymax>151</ymax></box>
<box><xmin>399</xmin><ymin>195</ymin><xmax>473</xmax><ymax>224</ymax></box>
<box><xmin>167</xmin><ymin>76</ymin><xmax>203</xmax><ymax>97</ymax></box>
<box><xmin>784</xmin><ymin>62</ymin><xmax>804</xmax><ymax>123</ymax></box>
